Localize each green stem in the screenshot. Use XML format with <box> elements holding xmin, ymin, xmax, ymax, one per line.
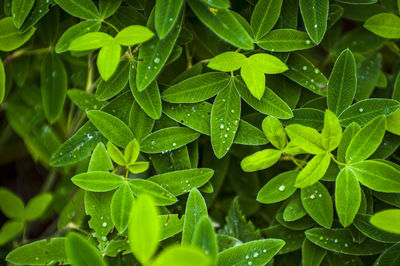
<box><xmin>3</xmin><ymin>46</ymin><xmax>52</xmax><ymax>66</ymax></box>
<box><xmin>329</xmin><ymin>152</ymin><xmax>347</xmax><ymax>166</ymax></box>
<box><xmin>101</xmin><ymin>19</ymin><xmax>119</xmax><ymax>33</ymax></box>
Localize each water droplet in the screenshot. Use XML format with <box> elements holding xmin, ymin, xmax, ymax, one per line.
<box><xmin>310</xmin><ymin>194</ymin><xmax>315</xmax><ymax>199</ymax></box>
<box><xmin>102</xmin><ymin>236</ymin><xmax>107</xmax><ymax>241</ymax></box>
<box><xmin>172</xmin><ymin>142</ymin><xmax>176</xmax><ymax>146</ymax></box>
<box><xmin>319</xmin><ymin>236</ymin><xmax>324</xmax><ymax>240</ymax></box>
<box><xmin>169</xmin><ymin>17</ymin><xmax>173</xmax><ymax>22</ymax></box>
<box><xmin>278</xmin><ymin>185</ymin><xmax>286</xmax><ymax>191</ymax></box>
<box><xmin>147</xmin><ymin>66</ymin><xmax>151</xmax><ymax>70</ymax></box>
<box><xmin>305</xmin><ymin>40</ymin><xmax>311</xmax><ymax>45</ymax></box>
<box><xmin>52</xmin><ymin>72</ymin><xmax>57</xmax><ymax>77</ymax></box>
<box><xmin>302</xmin><ymin>66</ymin><xmax>308</xmax><ymax>71</ymax></box>
<box><xmin>35</xmin><ymin>257</ymin><xmax>39</xmax><ymax>260</ymax></box>
<box><xmin>263</xmin><ymin>249</ymin><xmax>267</xmax><ymax>253</ymax></box>
<box><xmin>253</xmin><ymin>252</ymin><xmax>259</xmax><ymax>258</ymax></box>
<box><xmin>318</xmin><ymin>194</ymin><xmax>322</xmax><ymax>198</ymax></box>
<box><xmin>314</xmin><ymin>69</ymin><xmax>319</xmax><ymax>74</ymax></box>
<box><xmin>224</xmin><ymin>134</ymin><xmax>228</xmax><ymax>138</ymax></box>
<box><xmin>359</xmin><ymin>108</ymin><xmax>364</xmax><ymax>112</ymax></box>
<box><xmin>311</xmin><ymin>79</ymin><xmax>314</xmax><ymax>83</ymax></box>
<box><xmin>222</xmin><ymin>99</ymin><xmax>226</xmax><ymax>102</ymax></box>
<box><xmin>344</xmin><ymin>243</ymin><xmax>349</xmax><ymax>247</ymax></box>
<box><xmin>245</xmin><ymin>255</ymin><xmax>249</xmax><ymax>259</ymax></box>
<box><xmin>248</xmin><ymin>262</ymin><xmax>252</xmax><ymax>265</ymax></box>
<box><xmin>220</xmin><ymin>124</ymin><xmax>224</xmax><ymax>129</ymax></box>
<box><xmin>151</xmin><ymin>140</ymin><xmax>156</xmax><ymax>145</ymax></box>
<box><xmin>153</xmin><ymin>57</ymin><xmax>160</xmax><ymax>64</ymax></box>
<box><xmin>231</xmin><ymin>109</ymin><xmax>235</xmax><ymax>113</ymax></box>
<box><xmin>314</xmin><ymin>24</ymin><xmax>318</xmax><ymax>28</ymax></box>
<box><xmin>102</xmin><ymin>222</ymin><xmax>107</xmax><ymax>227</ymax></box>
<box><xmin>334</xmin><ymin>239</ymin><xmax>338</xmax><ymax>243</ymax></box>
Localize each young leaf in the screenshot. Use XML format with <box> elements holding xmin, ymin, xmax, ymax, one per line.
<box><xmin>66</xmin><ymin>232</ymin><xmax>105</xmax><ymax>266</ymax></box>
<box><xmin>11</xmin><ymin>0</ymin><xmax>35</xmax><ymax>28</ymax></box>
<box><xmin>295</xmin><ymin>153</ymin><xmax>331</xmax><ymax>188</ymax></box>
<box><xmin>335</xmin><ymin>167</ymin><xmax>361</xmax><ymax>227</ymax></box>
<box><xmin>106</xmin><ymin>141</ymin><xmax>125</xmax><ymax>166</ymax></box>
<box><xmin>208</xmin><ymin>52</ymin><xmax>247</xmax><ymax>72</ymax></box>
<box><xmin>111</xmin><ymin>184</ymin><xmax>134</xmax><ymax>233</ymax></box>
<box><xmin>115</xmin><ymin>25</ymin><xmax>154</xmax><ymax>46</ymax></box>
<box><xmin>96</xmin><ymin>61</ymin><xmax>130</xmax><ymax>100</ymax></box>
<box><xmin>71</xmin><ymin>171</ymin><xmax>124</xmax><ymax>192</ymax></box>
<box><xmin>162</xmin><ymin>72</ymin><xmax>230</xmax><ymax>103</ymax></box>
<box><xmin>337</xmin><ymin>122</ymin><xmax>361</xmax><ymax>164</ymax></box>
<box><xmin>302</xmin><ymin>239</ymin><xmax>327</xmax><ymax>266</ymax></box>
<box><xmin>97</xmin><ymin>40</ymin><xmax>121</xmax><ymax>81</ymax></box>
<box><xmin>24</xmin><ymin>193</ymin><xmax>52</xmax><ymax>221</ymax></box>
<box><xmin>54</xmin><ymin>0</ymin><xmax>99</xmax><ymax>19</ymax></box>
<box><xmin>321</xmin><ymin>110</ymin><xmax>342</xmax><ymax>151</ymax></box>
<box><xmin>140</xmin><ymin>127</ymin><xmax>200</xmax><ymax>153</ymax></box>
<box><xmin>285</xmin><ymin>124</ymin><xmax>325</xmax><ymax>154</ymax></box>
<box><xmin>301</xmin><ymin>182</ymin><xmax>333</xmax><ymax>228</ymax></box>
<box><xmin>327</xmin><ymin>49</ymin><xmax>357</xmax><ymax>116</ymax></box>
<box><xmin>251</xmin><ymin>0</ymin><xmax>283</xmax><ymax>40</ymax></box>
<box><xmin>151</xmin><ymin>246</ymin><xmax>211</xmax><ymax>266</ymax></box>
<box><xmin>364</xmin><ymin>13</ymin><xmax>400</xmax><ymax>39</ymax></box>
<box><xmin>87</xmin><ymin>110</ymin><xmax>134</xmax><ymax>148</ymax></box>
<box><xmin>218</xmin><ymin>239</ymin><xmax>285</xmax><ymax>266</ymax></box>
<box><xmin>128</xmin><ymin>179</ymin><xmax>177</xmax><ymax>206</ymax></box>
<box><xmin>211</xmin><ymin>81</ymin><xmax>241</xmax><ymax>158</ymax></box>
<box><xmin>262</xmin><ymin>116</ymin><xmax>287</xmax><ymax>150</ymax></box>
<box><xmin>186</xmin><ymin>0</ymin><xmax>253</xmax><ymax>50</ymax></box>
<box><xmin>192</xmin><ymin>216</ymin><xmax>218</xmax><ymax>260</ymax></box>
<box><xmin>88</xmin><ymin>143</ymin><xmax>113</xmax><ymax>172</ymax></box>
<box><xmin>240</xmin><ymin>149</ymin><xmax>282</xmax><ymax>172</ymax></box>
<box><xmin>370</xmin><ymin>209</ymin><xmax>400</xmax><ymax>234</ymax></box>
<box><xmin>257</xmin><ymin>170</ymin><xmax>298</xmax><ymax>204</ymax></box>
<box><xmin>155</xmin><ymin>0</ymin><xmax>184</xmax><ymax>39</ymax></box>
<box><xmin>41</xmin><ymin>52</ymin><xmax>68</xmax><ymax>124</ymax></box>
<box><xmin>128</xmin><ymin>194</ymin><xmax>160</xmax><ymax>264</ymax></box>
<box><xmin>345</xmin><ymin>116</ymin><xmax>386</xmax><ymax>163</ymax></box>
<box><xmin>299</xmin><ymin>0</ymin><xmax>329</xmax><ymax>44</ymax></box>
<box><xmin>257</xmin><ymin>29</ymin><xmax>316</xmax><ymax>52</ymax></box>
<box><xmin>69</xmin><ymin>32</ymin><xmax>113</xmax><ymax>51</ymax></box>
<box><xmin>0</xmin><ymin>188</ymin><xmax>24</xmax><ymax>220</ymax></box>
<box><xmin>0</xmin><ymin>17</ymin><xmax>35</xmax><ymax>52</ymax></box>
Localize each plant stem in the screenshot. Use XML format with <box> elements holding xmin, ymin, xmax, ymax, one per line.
<box><xmin>329</xmin><ymin>153</ymin><xmax>347</xmax><ymax>166</ymax></box>
<box><xmin>3</xmin><ymin>46</ymin><xmax>52</xmax><ymax>66</ymax></box>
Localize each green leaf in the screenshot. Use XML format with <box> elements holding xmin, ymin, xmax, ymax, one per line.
<box><xmin>0</xmin><ymin>221</ymin><xmax>24</xmax><ymax>246</ymax></box>
<box><xmin>283</xmin><ymin>53</ymin><xmax>328</xmax><ymax>96</ymax></box>
<box><xmin>375</xmin><ymin>242</ymin><xmax>400</xmax><ymax>265</ymax></box>
<box><xmin>295</xmin><ymin>153</ymin><xmax>331</xmax><ymax>188</ymax></box>
<box><xmin>97</xmin><ymin>40</ymin><xmax>121</xmax><ymax>81</ymax></box>
<box><xmin>128</xmin><ymin>194</ymin><xmax>160</xmax><ymax>264</ymax></box>
<box><xmin>335</xmin><ymin>167</ymin><xmax>361</xmax><ymax>227</ymax></box>
<box><xmin>162</xmin><ymin>72</ymin><xmax>230</xmax><ymax>103</ymax></box>
<box><xmin>91</xmin><ymin>142</ymin><xmax>119</xmax><ymax>170</ymax></box>
<box><xmin>41</xmin><ymin>52</ymin><xmax>68</xmax><ymax>124</ymax></box>
<box><xmin>302</xmin><ymin>239</ymin><xmax>327</xmax><ymax>266</ymax></box>
<box><xmin>186</xmin><ymin>0</ymin><xmax>253</xmax><ymax>49</ymax></box>
<box><xmin>234</xmin><ymin>77</ymin><xmax>293</xmax><ymax>119</ymax></box>
<box><xmin>71</xmin><ymin>171</ymin><xmax>124</xmax><ymax>192</ymax></box>
<box><xmin>299</xmin><ymin>0</ymin><xmax>329</xmax><ymax>43</ymax></box>
<box><xmin>24</xmin><ymin>193</ymin><xmax>52</xmax><ymax>221</ymax></box>
<box><xmin>286</xmin><ymin>124</ymin><xmax>325</xmax><ymax>154</ymax></box>
<box><xmin>69</xmin><ymin>32</ymin><xmax>113</xmax><ymax>51</ymax></box>
<box><xmin>54</xmin><ymin>0</ymin><xmax>99</xmax><ymax>19</ymax></box>
<box><xmin>124</xmin><ymin>139</ymin><xmax>140</xmax><ymax>165</ymax></box>
<box><xmin>129</xmin><ymin>101</ymin><xmax>155</xmax><ymax>142</ymax></box>
<box><xmin>393</xmin><ymin>70</ymin><xmax>400</xmax><ymax>101</ymax></box>
<box><xmin>285</xmin><ymin>108</ymin><xmax>324</xmax><ymax>130</ymax></box>
<box><xmin>387</xmin><ymin>109</ymin><xmax>400</xmax><ymax>135</ymax></box>
<box><xmin>345</xmin><ymin>116</ymin><xmax>386</xmax><ymax>163</ymax></box>
<box><xmin>128</xmin><ymin>179</ymin><xmax>177</xmax><ymax>206</ymax></box>
<box><xmin>140</xmin><ymin>127</ymin><xmax>200</xmax><ymax>154</ymax></box>
<box><xmin>305</xmin><ymin>228</ymin><xmax>388</xmax><ymax>255</ymax></box>
<box><xmin>257</xmin><ymin>29</ymin><xmax>316</xmax><ymax>52</ymax></box>
<box><xmin>218</xmin><ymin>239</ymin><xmax>285</xmax><ymax>266</ymax></box>
<box><xmin>151</xmin><ymin>245</ymin><xmax>212</xmax><ymax>266</ymax></box>
<box><xmin>115</xmin><ymin>25</ymin><xmax>154</xmax><ymax>46</ymax></box>
<box><xmin>241</xmin><ymin>149</ymin><xmax>281</xmax><ymax>172</ymax></box>
<box><xmin>96</xmin><ymin>61</ymin><xmax>130</xmax><ymax>100</ymax></box>
<box><xmin>182</xmin><ymin>188</ymin><xmax>208</xmax><ymax>245</ymax></box>
<box><xmin>12</xmin><ymin>0</ymin><xmax>35</xmax><ymax>28</ymax></box>
<box><xmin>364</xmin><ymin>13</ymin><xmax>400</xmax><ymax>39</ymax></box>
<box><xmin>148</xmin><ymin>168</ymin><xmax>214</xmax><ymax>196</ymax></box>
<box><xmin>208</xmin><ymin>52</ymin><xmax>247</xmax><ymax>72</ymax></box>
<box><xmin>257</xmin><ymin>170</ymin><xmax>298</xmax><ymax>204</ymax></box>
<box><xmin>337</xmin><ymin>122</ymin><xmax>360</xmax><ymax>164</ymax></box>
<box><xmin>155</xmin><ymin>0</ymin><xmax>184</xmax><ymax>39</ymax></box>
<box><xmin>349</xmin><ymin>160</ymin><xmax>400</xmax><ymax>192</ymax></box>
<box><xmin>0</xmin><ymin>187</ymin><xmax>24</xmax><ymax>220</ymax></box>
<box><xmin>57</xmin><ymin>190</ymin><xmax>84</xmax><ymax>229</ymax></box>
<box><xmin>66</xmin><ymin>232</ymin><xmax>105</xmax><ymax>266</ymax></box>
<box><xmin>130</xmin><ymin>68</ymin><xmax>162</xmax><ymax>119</ymax></box>
<box><xmin>200</xmin><ymin>0</ymin><xmax>230</xmax><ymax>8</ymax></box>
<box><xmin>87</xmin><ymin>110</ymin><xmax>134</xmax><ymax>148</ymax></box>
<box><xmin>301</xmin><ymin>182</ymin><xmax>333</xmax><ymax>228</ymax></box>
<box><xmin>0</xmin><ymin>17</ymin><xmax>35</xmax><ymax>52</ymax></box>
<box><xmin>356</xmin><ymin>53</ymin><xmax>382</xmax><ymax>100</ymax></box>
<box><xmin>99</xmin><ymin>0</ymin><xmax>122</xmax><ymax>19</ymax></box>
<box><xmin>192</xmin><ymin>216</ymin><xmax>218</xmax><ymax>260</ymax></box>
<box><xmin>353</xmin><ymin>214</ymin><xmax>400</xmax><ymax>243</ymax></box>
<box><xmin>160</xmin><ymin>214</ymin><xmax>184</xmax><ymax>240</ymax></box>
<box><xmin>262</xmin><ymin>116</ymin><xmax>287</xmax><ymax>150</ymax></box>
<box><xmin>211</xmin><ymin>81</ymin><xmax>241</xmax><ymax>158</ymax></box>
<box><xmin>284</xmin><ymin>191</ymin><xmax>307</xmax><ymax>221</ymax></box>
<box><xmin>111</xmin><ymin>184</ymin><xmax>134</xmax><ymax>233</ymax></box>
<box><xmin>68</xmin><ymin>89</ymin><xmax>106</xmax><ymax>112</ymax></box>
<box><xmin>0</xmin><ymin>57</ymin><xmax>4</xmax><ymax>104</ymax></box>
<box><xmin>6</xmin><ymin>238</ymin><xmax>68</xmax><ymax>265</ymax></box>
<box><xmin>321</xmin><ymin>110</ymin><xmax>342</xmax><ymax>151</ymax></box>
<box><xmin>327</xmin><ymin>49</ymin><xmax>357</xmax><ymax>115</ymax></box>
<box><xmin>338</xmin><ymin>99</ymin><xmax>399</xmax><ymax>127</ymax></box>
<box><xmin>251</xmin><ymin>0</ymin><xmax>283</xmax><ymax>40</ymax></box>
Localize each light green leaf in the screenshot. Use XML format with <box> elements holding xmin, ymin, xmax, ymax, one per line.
<box><xmin>251</xmin><ymin>0</ymin><xmax>283</xmax><ymax>40</ymax></box>
<box><xmin>393</xmin><ymin>69</ymin><xmax>400</xmax><ymax>101</ymax></box>
<box><xmin>218</xmin><ymin>239</ymin><xmax>285</xmax><ymax>266</ymax></box>
<box><xmin>364</xmin><ymin>13</ymin><xmax>400</xmax><ymax>39</ymax></box>
<box><xmin>208</xmin><ymin>52</ymin><xmax>247</xmax><ymax>72</ymax></box>
<box><xmin>239</xmin><ymin>60</ymin><xmax>266</xmax><ymax>99</ymax></box>
<box><xmin>162</xmin><ymin>72</ymin><xmax>230</xmax><ymax>103</ymax></box>
<box><xmin>349</xmin><ymin>160</ymin><xmax>400</xmax><ymax>193</ymax></box>
<box><xmin>155</xmin><ymin>0</ymin><xmax>184</xmax><ymax>39</ymax></box>
<box><xmin>115</xmin><ymin>25</ymin><xmax>154</xmax><ymax>46</ymax></box>
<box><xmin>12</xmin><ymin>0</ymin><xmax>35</xmax><ymax>28</ymax></box>
<box><xmin>0</xmin><ymin>57</ymin><xmax>4</xmax><ymax>104</ymax></box>
<box><xmin>124</xmin><ymin>139</ymin><xmax>140</xmax><ymax>165</ymax></box>
<box><xmin>0</xmin><ymin>17</ymin><xmax>35</xmax><ymax>52</ymax></box>
<box><xmin>211</xmin><ymin>81</ymin><xmax>241</xmax><ymax>158</ymax></box>
<box><xmin>106</xmin><ymin>141</ymin><xmax>125</xmax><ymax>166</ymax></box>
<box><xmin>353</xmin><ymin>214</ymin><xmax>400</xmax><ymax>243</ymax></box>
<box><xmin>370</xmin><ymin>209</ymin><xmax>400</xmax><ymax>234</ymax></box>
<box><xmin>262</xmin><ymin>116</ymin><xmax>287</xmax><ymax>150</ymax></box>
<box><xmin>182</xmin><ymin>188</ymin><xmax>208</xmax><ymax>245</ymax></box>
<box><xmin>69</xmin><ymin>32</ymin><xmax>113</xmax><ymax>51</ymax></box>
<box><xmin>151</xmin><ymin>245</ymin><xmax>211</xmax><ymax>266</ymax></box>
<box><xmin>337</xmin><ymin>122</ymin><xmax>361</xmax><ymax>164</ymax></box>
<box><xmin>71</xmin><ymin>171</ymin><xmax>124</xmax><ymax>192</ymax></box>
<box><xmin>192</xmin><ymin>216</ymin><xmax>218</xmax><ymax>260</ymax></box>
<box><xmin>128</xmin><ymin>179</ymin><xmax>177</xmax><ymax>206</ymax></box>
<box><xmin>97</xmin><ymin>40</ymin><xmax>121</xmax><ymax>81</ymax></box>
<box><xmin>24</xmin><ymin>193</ymin><xmax>52</xmax><ymax>221</ymax></box>
<box><xmin>111</xmin><ymin>184</ymin><xmax>134</xmax><ymax>233</ymax></box>
<box><xmin>87</xmin><ymin>110</ymin><xmax>134</xmax><ymax>148</ymax></box>
<box><xmin>66</xmin><ymin>232</ymin><xmax>105</xmax><ymax>266</ymax></box>
<box><xmin>54</xmin><ymin>0</ymin><xmax>99</xmax><ymax>19</ymax></box>
<box><xmin>387</xmin><ymin>109</ymin><xmax>400</xmax><ymax>135</ymax></box>
<box><xmin>295</xmin><ymin>153</ymin><xmax>331</xmax><ymax>188</ymax></box>
<box><xmin>6</xmin><ymin>238</ymin><xmax>68</xmax><ymax>265</ymax></box>
<box><xmin>257</xmin><ymin>170</ymin><xmax>298</xmax><ymax>204</ymax></box>
<box><xmin>301</xmin><ymin>182</ymin><xmax>333</xmax><ymax>228</ymax></box>
<box><xmin>327</xmin><ymin>49</ymin><xmax>357</xmax><ymax>115</ymax></box>
<box><xmin>99</xmin><ymin>0</ymin><xmax>122</xmax><ymax>19</ymax></box>
<box><xmin>345</xmin><ymin>116</ymin><xmax>386</xmax><ymax>163</ymax></box>
<box><xmin>299</xmin><ymin>0</ymin><xmax>329</xmax><ymax>43</ymax></box>
<box><xmin>0</xmin><ymin>187</ymin><xmax>24</xmax><ymax>220</ymax></box>
<box><xmin>338</xmin><ymin>99</ymin><xmax>399</xmax><ymax>127</ymax></box>
<box><xmin>335</xmin><ymin>168</ymin><xmax>361</xmax><ymax>227</ymax></box>
<box><xmin>148</xmin><ymin>168</ymin><xmax>214</xmax><ymax>196</ymax></box>
<box><xmin>160</xmin><ymin>214</ymin><xmax>184</xmax><ymax>240</ymax></box>
<box><xmin>321</xmin><ymin>110</ymin><xmax>342</xmax><ymax>151</ymax></box>
<box><xmin>302</xmin><ymin>239</ymin><xmax>327</xmax><ymax>266</ymax></box>
<box><xmin>248</xmin><ymin>53</ymin><xmax>288</xmax><ymax>74</ymax></box>
<box><xmin>186</xmin><ymin>0</ymin><xmax>253</xmax><ymax>49</ymax></box>
<box><xmin>140</xmin><ymin>127</ymin><xmax>200</xmax><ymax>154</ymax></box>
<box><xmin>128</xmin><ymin>162</ymin><xmax>149</xmax><ymax>174</ymax></box>
<box><xmin>128</xmin><ymin>194</ymin><xmax>160</xmax><ymax>264</ymax></box>
<box><xmin>286</xmin><ymin>124</ymin><xmax>325</xmax><ymax>154</ymax></box>
<box><xmin>0</xmin><ymin>221</ymin><xmax>24</xmax><ymax>246</ymax></box>
<box><xmin>96</xmin><ymin>61</ymin><xmax>130</xmax><ymax>100</ymax></box>
<box><xmin>257</xmin><ymin>29</ymin><xmax>315</xmax><ymax>52</ymax></box>
<box><xmin>241</xmin><ymin>149</ymin><xmax>281</xmax><ymax>172</ymax></box>
<box><xmin>41</xmin><ymin>52</ymin><xmax>68</xmax><ymax>124</ymax></box>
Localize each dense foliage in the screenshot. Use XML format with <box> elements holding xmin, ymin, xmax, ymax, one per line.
<box><xmin>1</xmin><ymin>0</ymin><xmax>400</xmax><ymax>265</ymax></box>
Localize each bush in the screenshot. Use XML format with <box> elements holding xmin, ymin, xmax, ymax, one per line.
<box><xmin>1</xmin><ymin>0</ymin><xmax>400</xmax><ymax>265</ymax></box>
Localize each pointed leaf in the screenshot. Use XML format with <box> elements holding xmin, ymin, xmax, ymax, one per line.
<box><xmin>97</xmin><ymin>41</ymin><xmax>121</xmax><ymax>81</ymax></box>
<box><xmin>11</xmin><ymin>0</ymin><xmax>35</xmax><ymax>28</ymax></box>
<box><xmin>155</xmin><ymin>0</ymin><xmax>184</xmax><ymax>39</ymax></box>
<box><xmin>295</xmin><ymin>153</ymin><xmax>331</xmax><ymax>188</ymax></box>
<box><xmin>71</xmin><ymin>171</ymin><xmax>124</xmax><ymax>192</ymax></box>
<box><xmin>192</xmin><ymin>216</ymin><xmax>218</xmax><ymax>259</ymax></box>
<box><xmin>321</xmin><ymin>110</ymin><xmax>342</xmax><ymax>151</ymax></box>
<box><xmin>251</xmin><ymin>0</ymin><xmax>283</xmax><ymax>40</ymax></box>
<box><xmin>88</xmin><ymin>142</ymin><xmax>113</xmax><ymax>172</ymax></box>
<box><xmin>0</xmin><ymin>17</ymin><xmax>35</xmax><ymax>52</ymax></box>
<box><xmin>299</xmin><ymin>0</ymin><xmax>329</xmax><ymax>43</ymax></box>
<box><xmin>286</xmin><ymin>124</ymin><xmax>325</xmax><ymax>154</ymax></box>
<box><xmin>111</xmin><ymin>184</ymin><xmax>134</xmax><ymax>232</ymax></box>
<box><xmin>262</xmin><ymin>116</ymin><xmax>287</xmax><ymax>150</ymax></box>
<box><xmin>128</xmin><ymin>179</ymin><xmax>177</xmax><ymax>206</ymax></box>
